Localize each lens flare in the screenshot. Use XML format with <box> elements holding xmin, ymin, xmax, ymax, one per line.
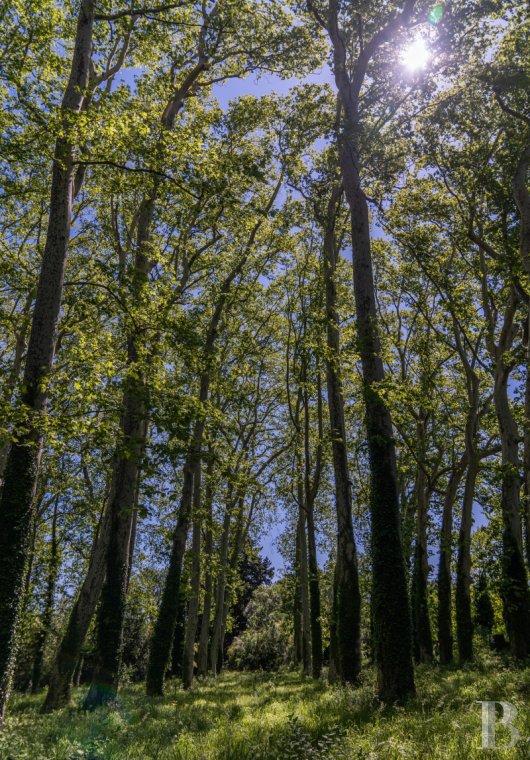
<box><xmin>400</xmin><ymin>37</ymin><xmax>430</xmax><ymax>73</ymax></box>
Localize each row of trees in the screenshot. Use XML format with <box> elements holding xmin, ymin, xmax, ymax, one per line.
<box><xmin>0</xmin><ymin>0</ymin><xmax>528</xmax><ymax>721</ymax></box>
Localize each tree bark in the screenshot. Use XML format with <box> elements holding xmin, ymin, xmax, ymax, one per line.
<box><xmin>523</xmin><ymin>326</ymin><xmax>530</xmax><ymax>572</ymax></box>
<box><xmin>82</xmin><ymin>185</ymin><xmax>154</xmax><ymax>711</ymax></box>
<box><xmin>31</xmin><ymin>497</ymin><xmax>59</xmax><ymax>693</ymax></box>
<box><xmin>295</xmin><ymin>497</ymin><xmax>311</xmax><ymax>676</ymax></box>
<box><xmin>73</xmin><ymin>655</ymin><xmax>84</xmax><ymax>688</ymax></box>
<box><xmin>198</xmin><ymin>460</ymin><xmax>215</xmax><ymax>676</ymax></box>
<box><xmin>169</xmin><ymin>577</ymin><xmax>187</xmax><ymax>679</ymax></box>
<box><xmin>182</xmin><ymin>463</ymin><xmax>202</xmax><ymax>689</ymax></box>
<box><xmin>477</xmin><ymin>237</ymin><xmax>530</xmax><ymax>658</ymax></box>
<box><xmin>0</xmin><ymin>290</ymin><xmax>33</xmax><ymax>485</ymax></box>
<box><xmin>437</xmin><ymin>459</ymin><xmax>465</xmax><ymax>666</ymax></box>
<box><xmin>209</xmin><ymin>491</ymin><xmax>232</xmax><ymax>676</ymax></box>
<box><xmin>43</xmin><ymin>486</ymin><xmax>111</xmax><ymax>711</ymax></box>
<box><xmin>511</xmin><ymin>143</ymin><xmax>530</xmax><ymax>571</ymax></box>
<box><xmin>455</xmin><ymin>458</ymin><xmax>479</xmax><ymax>663</ymax></box>
<box><xmin>304</xmin><ymin>369</ymin><xmax>323</xmax><ymax>679</ymax></box>
<box><xmin>306</xmin><ymin>504</ymin><xmax>322</xmax><ymax>678</ymax></box>
<box><xmin>146</xmin><ymin>446</ymin><xmax>196</xmax><ymax>695</ymax></box>
<box><xmin>82</xmin><ymin>372</ymin><xmax>148</xmax><ymax>709</ymax></box>
<box><xmin>322</xmin><ymin>184</ymin><xmax>361</xmax><ymax>684</ymax></box>
<box><xmin>293</xmin><ymin>553</ymin><xmax>302</xmax><ymax>667</ymax></box>
<box><xmin>494</xmin><ymin>361</ymin><xmax>530</xmax><ymax>658</ymax></box>
<box><xmin>0</xmin><ymin>0</ymin><xmax>95</xmax><ymax>721</ymax></box>
<box><xmin>323</xmin><ymin>3</ymin><xmax>415</xmax><ymax>700</ymax></box>
<box><xmin>411</xmin><ymin>416</ymin><xmax>433</xmax><ymax>664</ymax></box>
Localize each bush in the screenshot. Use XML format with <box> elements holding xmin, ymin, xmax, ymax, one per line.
<box><xmin>227</xmin><ymin>584</ymin><xmax>292</xmax><ymax>671</ymax></box>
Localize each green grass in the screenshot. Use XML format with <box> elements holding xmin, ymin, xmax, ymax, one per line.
<box><xmin>2</xmin><ymin>653</ymin><xmax>530</xmax><ymax>759</ymax></box>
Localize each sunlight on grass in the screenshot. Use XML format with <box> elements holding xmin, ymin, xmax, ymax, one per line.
<box><xmin>2</xmin><ymin>655</ymin><xmax>530</xmax><ymax>758</ymax></box>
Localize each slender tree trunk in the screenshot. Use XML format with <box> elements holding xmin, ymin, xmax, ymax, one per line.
<box><xmin>146</xmin><ymin>207</ymin><xmax>260</xmax><ymax>692</ymax></box>
<box><xmin>401</xmin><ymin>489</ymin><xmax>417</xmax><ymax>585</ymax></box>
<box><xmin>83</xmin><ymin>201</ymin><xmax>153</xmax><ymax>710</ymax></box>
<box><xmin>304</xmin><ymin>369</ymin><xmax>323</xmax><ymax>679</ymax></box>
<box><xmin>322</xmin><ymin>184</ymin><xmax>361</xmax><ymax>684</ymax></box>
<box><xmin>169</xmin><ymin>581</ymin><xmax>187</xmax><ymax>679</ymax></box>
<box><xmin>210</xmin><ymin>493</ymin><xmax>232</xmax><ymax>676</ymax></box>
<box><xmin>325</xmin><ymin>4</ymin><xmax>415</xmax><ymax>702</ymax></box>
<box><xmin>0</xmin><ymin>291</ymin><xmax>33</xmax><ymax>485</ymax></box>
<box><xmin>182</xmin><ymin>463</ymin><xmax>202</xmax><ymax>689</ymax></box>
<box><xmin>146</xmin><ymin>384</ymin><xmax>212</xmax><ymax>694</ymax></box>
<box><xmin>494</xmin><ymin>367</ymin><xmax>530</xmax><ymax>658</ymax></box>
<box><xmin>293</xmin><ymin>557</ymin><xmax>303</xmax><ymax>667</ymax></box>
<box><xmin>512</xmin><ymin>142</ymin><xmax>530</xmax><ymax>570</ymax></box>
<box><xmin>73</xmin><ymin>655</ymin><xmax>83</xmax><ymax>688</ymax></box>
<box><xmin>82</xmin><ymin>369</ymin><xmax>147</xmax><ymax>709</ymax></box>
<box><xmin>524</xmin><ymin>313</ymin><xmax>530</xmax><ymax>571</ymax></box>
<box><xmin>43</xmin><ymin>486</ymin><xmax>112</xmax><ymax>711</ymax></box>
<box><xmin>31</xmin><ymin>498</ymin><xmax>59</xmax><ymax>692</ymax></box>
<box><xmin>0</xmin><ymin>0</ymin><xmax>95</xmax><ymax>721</ymax></box>
<box><xmin>306</xmin><ymin>505</ymin><xmax>322</xmax><ymax>678</ymax></box>
<box><xmin>411</xmin><ymin>417</ymin><xmax>433</xmax><ymax>664</ymax></box>
<box><xmin>82</xmin><ymin>38</ymin><xmax>212</xmax><ymax>706</ymax></box>
<box><xmin>327</xmin><ymin>563</ymin><xmax>338</xmax><ymax>684</ymax></box>
<box><xmin>212</xmin><ymin>493</ymin><xmax>248</xmax><ymax>675</ymax></box>
<box><xmin>341</xmin><ymin>157</ymin><xmax>414</xmax><ymax>700</ymax></box>
<box><xmin>217</xmin><ymin>506</ymin><xmax>245</xmax><ymax>673</ymax></box>
<box><xmin>455</xmin><ymin>459</ymin><xmax>479</xmax><ymax>663</ymax></box>
<box><xmin>437</xmin><ymin>460</ymin><xmax>465</xmax><ymax>665</ymax></box>
<box><xmin>198</xmin><ymin>461</ymin><xmax>215</xmax><ymax>677</ymax></box>
<box><xmin>295</xmin><ymin>497</ymin><xmax>311</xmax><ymax>676</ymax></box>
<box><xmin>146</xmin><ymin>449</ymin><xmax>195</xmax><ymax>695</ymax></box>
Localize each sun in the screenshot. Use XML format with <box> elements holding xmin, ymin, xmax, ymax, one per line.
<box><xmin>400</xmin><ymin>36</ymin><xmax>430</xmax><ymax>73</ymax></box>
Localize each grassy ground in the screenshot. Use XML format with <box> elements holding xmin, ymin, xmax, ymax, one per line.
<box><xmin>2</xmin><ymin>653</ymin><xmax>530</xmax><ymax>759</ymax></box>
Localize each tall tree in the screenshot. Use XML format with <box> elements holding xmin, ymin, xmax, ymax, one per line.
<box><xmin>0</xmin><ymin>1</ymin><xmax>96</xmax><ymax>720</ymax></box>
<box><xmin>307</xmin><ymin>0</ymin><xmax>416</xmax><ymax>701</ymax></box>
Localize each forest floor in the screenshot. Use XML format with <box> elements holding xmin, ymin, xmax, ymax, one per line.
<box><xmin>2</xmin><ymin>653</ymin><xmax>530</xmax><ymax>759</ymax></box>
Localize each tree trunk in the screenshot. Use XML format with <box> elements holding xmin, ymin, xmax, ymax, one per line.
<box><xmin>0</xmin><ymin>291</ymin><xmax>33</xmax><ymax>485</ymax></box>
<box><xmin>43</xmin><ymin>495</ymin><xmax>112</xmax><ymax>711</ymax></box>
<box><xmin>512</xmin><ymin>142</ymin><xmax>530</xmax><ymax>571</ymax></box>
<box><xmin>293</xmin><ymin>562</ymin><xmax>302</xmax><ymax>667</ymax></box>
<box><xmin>437</xmin><ymin>460</ymin><xmax>465</xmax><ymax>665</ymax></box>
<box><xmin>322</xmin><ymin>184</ymin><xmax>361</xmax><ymax>684</ymax></box>
<box><xmin>146</xmin><ymin>451</ymin><xmax>195</xmax><ymax>695</ymax></box>
<box><xmin>324</xmin><ymin>3</ymin><xmax>415</xmax><ymax>702</ymax></box>
<box><xmin>304</xmin><ymin>368</ymin><xmax>323</xmax><ymax>679</ymax></box>
<box><xmin>494</xmin><ymin>367</ymin><xmax>530</xmax><ymax>658</ymax></box>
<box><xmin>210</xmin><ymin>493</ymin><xmax>232</xmax><ymax>676</ymax></box>
<box><xmin>82</xmin><ymin>372</ymin><xmax>147</xmax><ymax>709</ymax></box>
<box><xmin>0</xmin><ymin>0</ymin><xmax>94</xmax><ymax>721</ymax></box>
<box><xmin>169</xmin><ymin>566</ymin><xmax>187</xmax><ymax>679</ymax></box>
<box><xmin>306</xmin><ymin>505</ymin><xmax>322</xmax><ymax>679</ymax></box>
<box><xmin>73</xmin><ymin>655</ymin><xmax>83</xmax><ymax>688</ymax></box>
<box><xmin>522</xmin><ymin>291</ymin><xmax>530</xmax><ymax>576</ymax></box>
<box><xmin>198</xmin><ymin>461</ymin><xmax>215</xmax><ymax>677</ymax></box>
<box><xmin>340</xmin><ymin>147</ymin><xmax>414</xmax><ymax>701</ymax></box>
<box><xmin>327</xmin><ymin>562</ymin><xmax>339</xmax><ymax>684</ymax></box>
<box><xmin>31</xmin><ymin>498</ymin><xmax>59</xmax><ymax>693</ymax></box>
<box><xmin>182</xmin><ymin>463</ymin><xmax>202</xmax><ymax>689</ymax></box>
<box><xmin>411</xmin><ymin>417</ymin><xmax>433</xmax><ymax>664</ymax></box>
<box><xmin>455</xmin><ymin>459</ymin><xmax>479</xmax><ymax>663</ymax></box>
<box><xmin>146</xmin><ymin>216</ymin><xmax>256</xmax><ymax>692</ymax></box>
<box><xmin>82</xmin><ymin>198</ymin><xmax>153</xmax><ymax>710</ymax></box>
<box><xmin>295</xmin><ymin>500</ymin><xmax>311</xmax><ymax>676</ymax></box>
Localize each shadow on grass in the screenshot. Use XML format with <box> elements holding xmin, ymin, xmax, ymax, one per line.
<box><xmin>5</xmin><ymin>656</ymin><xmax>530</xmax><ymax>759</ymax></box>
